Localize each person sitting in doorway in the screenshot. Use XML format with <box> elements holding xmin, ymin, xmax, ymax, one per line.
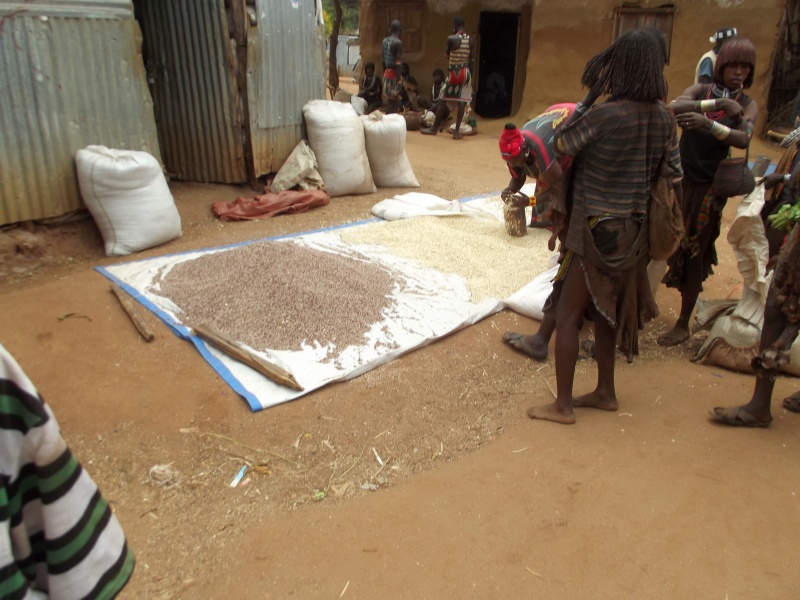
<box><xmin>399</xmin><ymin>63</ymin><xmax>420</xmax><ymax>111</ymax></box>
<box><xmin>358</xmin><ymin>62</ymin><xmax>383</xmax><ymax>114</ymax></box>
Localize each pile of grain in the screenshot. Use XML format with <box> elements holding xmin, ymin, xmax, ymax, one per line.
<box><xmin>160</xmin><ymin>240</ymin><xmax>395</xmax><ymax>351</ymax></box>
<box><xmin>339</xmin><ymin>212</ymin><xmax>554</xmax><ymax>303</ymax></box>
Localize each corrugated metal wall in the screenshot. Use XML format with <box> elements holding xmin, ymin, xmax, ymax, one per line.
<box><xmin>249</xmin><ymin>0</ymin><xmax>326</xmax><ymax>176</ymax></box>
<box><xmin>0</xmin><ymin>2</ymin><xmax>160</xmax><ymax>224</ymax></box>
<box><xmin>139</xmin><ymin>0</ymin><xmax>246</xmax><ymax>183</ymax></box>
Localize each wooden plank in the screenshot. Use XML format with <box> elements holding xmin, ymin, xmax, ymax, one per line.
<box><xmin>193</xmin><ymin>323</ymin><xmax>303</xmax><ymax>391</ymax></box>
<box><xmin>110</xmin><ymin>284</ymin><xmax>155</xmax><ymax>342</ymax></box>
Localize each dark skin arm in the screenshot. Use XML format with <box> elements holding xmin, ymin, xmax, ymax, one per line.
<box><xmin>554</xmin><ymin>89</ymin><xmax>602</xmax><ymax>138</ymax></box>
<box><xmin>502</xmin><ymin>155</ymin><xmax>562</xmax><ymax>199</ymax></box>
<box><xmin>760</xmin><ymin>155</ymin><xmax>800</xmax><ymax>191</ymax></box>
<box><xmin>669</xmin><ymin>85</ymin><xmax>756</xmax><ymax>150</ymax></box>
<box><xmin>501</xmin><ymin>165</ymin><xmax>527</xmax><ymax>198</ymax></box>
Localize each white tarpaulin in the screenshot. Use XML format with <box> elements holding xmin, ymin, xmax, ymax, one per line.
<box><xmin>97</xmin><ymin>190</ymin><xmax>557</xmax><ymax>411</ymax></box>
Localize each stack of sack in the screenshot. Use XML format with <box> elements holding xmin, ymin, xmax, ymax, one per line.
<box><xmin>292</xmin><ymin>100</ymin><xmax>419</xmax><ymax>197</ymax></box>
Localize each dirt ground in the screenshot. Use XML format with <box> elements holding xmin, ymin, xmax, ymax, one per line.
<box><xmin>2</xmin><ymin>118</ymin><xmax>800</xmax><ymax>599</ymax></box>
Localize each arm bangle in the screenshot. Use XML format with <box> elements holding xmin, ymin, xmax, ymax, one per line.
<box><xmin>709</xmin><ymin>121</ymin><xmax>731</xmax><ymax>140</ymax></box>
<box><xmin>785</xmin><ymin>173</ymin><xmax>792</xmax><ymax>184</ymax></box>
<box><xmin>698</xmin><ymin>99</ymin><xmax>716</xmax><ymax>112</ymax></box>
<box><xmin>575</xmin><ymin>102</ymin><xmax>587</xmax><ymax>114</ymax></box>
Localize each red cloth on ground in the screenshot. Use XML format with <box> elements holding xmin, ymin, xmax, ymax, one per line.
<box><xmin>212</xmin><ymin>190</ymin><xmax>330</xmax><ymax>221</ymax></box>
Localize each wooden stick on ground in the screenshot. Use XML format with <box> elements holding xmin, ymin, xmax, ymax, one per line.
<box><xmin>110</xmin><ymin>283</ymin><xmax>155</xmax><ymax>342</ymax></box>
<box><xmin>767</xmin><ymin>130</ymin><xmax>788</xmax><ymax>142</ymax></box>
<box><xmin>193</xmin><ymin>323</ymin><xmax>303</xmax><ymax>391</ymax></box>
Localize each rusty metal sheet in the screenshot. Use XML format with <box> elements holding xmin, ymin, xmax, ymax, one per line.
<box><xmin>138</xmin><ymin>0</ymin><xmax>246</xmax><ymax>184</ymax></box>
<box><xmin>0</xmin><ymin>8</ymin><xmax>160</xmax><ymax>225</ymax></box>
<box><xmin>0</xmin><ymin>1</ymin><xmax>133</xmax><ymax>19</ymax></box>
<box><xmin>249</xmin><ymin>0</ymin><xmax>326</xmax><ymax>175</ymax></box>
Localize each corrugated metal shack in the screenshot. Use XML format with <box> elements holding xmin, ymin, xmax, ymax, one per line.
<box><xmin>0</xmin><ymin>0</ymin><xmax>327</xmax><ymax>226</ymax></box>
<box><xmin>0</xmin><ymin>1</ymin><xmax>160</xmax><ymax>224</ymax></box>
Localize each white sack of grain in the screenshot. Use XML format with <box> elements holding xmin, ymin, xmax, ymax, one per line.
<box><xmin>360</xmin><ymin>112</ymin><xmax>419</xmax><ymax>188</ymax></box>
<box><xmin>351</xmin><ymin>95</ymin><xmax>368</xmax><ymax>116</ymax></box>
<box><xmin>75</xmin><ymin>145</ymin><xmax>181</xmax><ymax>256</ymax></box>
<box><xmin>503</xmin><ymin>262</ymin><xmax>559</xmax><ymax>320</ymax></box>
<box><xmin>372</xmin><ymin>192</ymin><xmax>495</xmax><ymax>221</ymax></box>
<box><xmin>303</xmin><ymin>100</ymin><xmax>376</xmax><ymax>197</ymax></box>
<box><xmin>269</xmin><ymin>140</ymin><xmax>325</xmax><ymax>192</ymax></box>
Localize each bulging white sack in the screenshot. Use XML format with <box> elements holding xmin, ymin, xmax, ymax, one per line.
<box><xmin>350</xmin><ymin>95</ymin><xmax>368</xmax><ymax>116</ymax></box>
<box><xmin>303</xmin><ymin>100</ymin><xmax>376</xmax><ymax>197</ymax></box>
<box><xmin>75</xmin><ymin>146</ymin><xmax>181</xmax><ymax>256</ymax></box>
<box><xmin>360</xmin><ymin>112</ymin><xmax>419</xmax><ymax>188</ymax></box>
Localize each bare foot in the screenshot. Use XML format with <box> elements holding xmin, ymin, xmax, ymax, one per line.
<box><xmin>573</xmin><ymin>391</ymin><xmax>618</xmax><ymax>411</ymax></box>
<box><xmin>502</xmin><ymin>332</ymin><xmax>548</xmax><ymax>361</ymax></box>
<box><xmin>452</xmin><ymin>130</ymin><xmax>464</xmax><ymax>140</ymax></box>
<box><xmin>526</xmin><ymin>403</ymin><xmax>576</xmax><ymax>424</ymax></box>
<box><xmin>420</xmin><ymin>127</ymin><xmax>437</xmax><ymax>135</ymax></box>
<box><xmin>657</xmin><ymin>326</ymin><xmax>690</xmax><ymax>347</ymax></box>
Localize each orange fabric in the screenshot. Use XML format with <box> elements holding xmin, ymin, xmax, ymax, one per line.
<box><xmin>212</xmin><ymin>190</ymin><xmax>330</xmax><ymax>221</ymax></box>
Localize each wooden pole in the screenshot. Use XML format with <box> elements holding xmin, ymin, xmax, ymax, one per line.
<box><xmin>110</xmin><ymin>283</ymin><xmax>155</xmax><ymax>342</ymax></box>
<box><xmin>193</xmin><ymin>323</ymin><xmax>303</xmax><ymax>391</ymax></box>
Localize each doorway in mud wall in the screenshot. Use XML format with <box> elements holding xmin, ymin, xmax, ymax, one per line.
<box><xmin>476</xmin><ymin>11</ymin><xmax>519</xmax><ymax>119</ymax></box>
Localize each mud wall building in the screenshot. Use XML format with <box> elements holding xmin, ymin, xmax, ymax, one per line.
<box><xmin>359</xmin><ymin>0</ymin><xmax>788</xmax><ymax>131</ymax></box>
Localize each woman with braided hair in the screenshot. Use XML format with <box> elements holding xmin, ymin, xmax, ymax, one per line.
<box><xmin>658</xmin><ymin>37</ymin><xmax>758</xmax><ymax>347</ymax></box>
<box><xmin>526</xmin><ymin>27</ymin><xmax>682</xmax><ymax>425</ymax></box>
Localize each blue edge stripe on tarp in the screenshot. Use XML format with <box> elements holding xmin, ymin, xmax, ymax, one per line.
<box><xmin>94</xmin><ymin>163</ymin><xmax>776</xmax><ymax>412</ymax></box>
<box><xmin>95</xmin><ymin>191</ymin><xmax>499</xmax><ymax>411</ymax></box>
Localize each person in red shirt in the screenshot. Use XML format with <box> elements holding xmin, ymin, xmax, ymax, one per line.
<box><xmin>499</xmin><ymin>104</ymin><xmax>576</xmax><ymax>363</ymax></box>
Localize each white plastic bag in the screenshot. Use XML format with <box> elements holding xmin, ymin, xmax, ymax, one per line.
<box><xmin>371</xmin><ymin>192</ymin><xmax>496</xmax><ymax>221</ymax></box>
<box><xmin>360</xmin><ymin>112</ymin><xmax>419</xmax><ymax>188</ymax></box>
<box><xmin>303</xmin><ymin>100</ymin><xmax>376</xmax><ymax>197</ymax></box>
<box><xmin>75</xmin><ymin>146</ymin><xmax>181</xmax><ymax>256</ymax></box>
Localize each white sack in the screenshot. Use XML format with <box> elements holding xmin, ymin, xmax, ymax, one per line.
<box><xmin>75</xmin><ymin>145</ymin><xmax>181</xmax><ymax>257</ymax></box>
<box><xmin>350</xmin><ymin>95</ymin><xmax>368</xmax><ymax>116</ymax></box>
<box><xmin>447</xmin><ymin>122</ymin><xmax>474</xmax><ymax>135</ymax></box>
<box><xmin>303</xmin><ymin>100</ymin><xmax>376</xmax><ymax>197</ymax></box>
<box><xmin>371</xmin><ymin>192</ymin><xmax>496</xmax><ymax>221</ymax></box>
<box><xmin>360</xmin><ymin>112</ymin><xmax>420</xmax><ymax>188</ymax></box>
<box><xmin>269</xmin><ymin>140</ymin><xmax>325</xmax><ymax>192</ymax></box>
<box><xmin>503</xmin><ymin>262</ymin><xmax>559</xmax><ymax>320</ymax></box>
<box><xmin>693</xmin><ymin>185</ymin><xmax>770</xmax><ymax>363</ymax></box>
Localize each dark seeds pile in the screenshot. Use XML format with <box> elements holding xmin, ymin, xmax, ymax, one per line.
<box><xmin>159</xmin><ymin>241</ymin><xmax>396</xmax><ymax>352</ymax></box>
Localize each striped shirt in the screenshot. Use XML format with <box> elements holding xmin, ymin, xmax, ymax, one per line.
<box><xmin>557</xmin><ymin>100</ymin><xmax>681</xmax><ymax>219</ymax></box>
<box><xmin>0</xmin><ymin>343</ymin><xmax>134</xmax><ymax>599</ymax></box>
<box><xmin>448</xmin><ymin>33</ymin><xmax>470</xmax><ymax>68</ymax></box>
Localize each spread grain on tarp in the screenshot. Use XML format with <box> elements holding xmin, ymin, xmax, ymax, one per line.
<box><xmin>159</xmin><ymin>241</ymin><xmax>395</xmax><ymax>352</ymax></box>
<box><xmin>340</xmin><ymin>213</ymin><xmax>554</xmax><ymax>303</ymax></box>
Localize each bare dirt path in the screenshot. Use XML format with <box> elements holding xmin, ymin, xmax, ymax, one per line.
<box><xmin>1</xmin><ymin>122</ymin><xmax>799</xmax><ymax>599</ymax></box>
